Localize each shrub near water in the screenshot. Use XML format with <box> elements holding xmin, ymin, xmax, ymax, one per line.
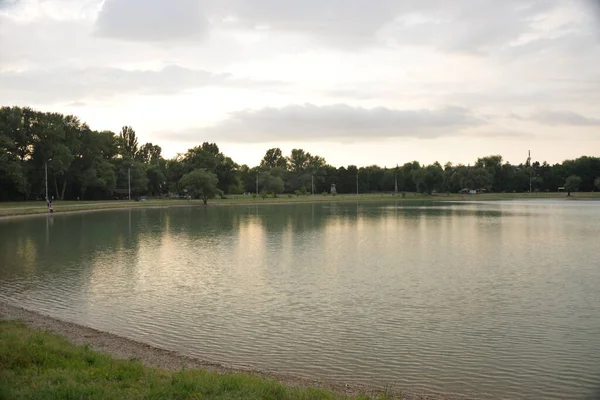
<box><xmin>0</xmin><ymin>321</ymin><xmax>380</xmax><ymax>400</ymax></box>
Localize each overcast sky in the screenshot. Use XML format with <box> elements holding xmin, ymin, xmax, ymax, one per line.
<box><xmin>1</xmin><ymin>0</ymin><xmax>599</xmax><ymax>167</ymax></box>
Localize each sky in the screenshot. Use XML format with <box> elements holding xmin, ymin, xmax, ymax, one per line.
<box><xmin>1</xmin><ymin>0</ymin><xmax>599</xmax><ymax>167</ymax></box>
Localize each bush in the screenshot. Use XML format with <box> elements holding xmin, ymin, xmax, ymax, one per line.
<box><xmin>252</xmin><ymin>193</ymin><xmax>257</xmax><ymax>199</ymax></box>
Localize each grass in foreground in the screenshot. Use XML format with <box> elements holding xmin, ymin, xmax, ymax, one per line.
<box><xmin>0</xmin><ymin>321</ymin><xmax>382</xmax><ymax>400</ymax></box>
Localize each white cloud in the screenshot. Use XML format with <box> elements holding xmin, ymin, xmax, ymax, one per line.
<box><xmin>531</xmin><ymin>111</ymin><xmax>600</xmax><ymax>126</ymax></box>
<box><xmin>0</xmin><ymin>65</ymin><xmax>284</xmax><ymax>103</ymax></box>
<box><xmin>1</xmin><ymin>0</ymin><xmax>599</xmax><ymax>165</ymax></box>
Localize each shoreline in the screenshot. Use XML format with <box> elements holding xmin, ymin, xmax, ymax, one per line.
<box><xmin>0</xmin><ymin>301</ymin><xmax>461</xmax><ymax>400</ymax></box>
<box><xmin>1</xmin><ymin>192</ymin><xmax>596</xmax><ymax>221</ymax></box>
<box><xmin>0</xmin><ymin>196</ymin><xmax>442</xmax><ymax>221</ymax></box>
<box><xmin>0</xmin><ymin>203</ymin><xmax>207</xmax><ymax>221</ymax></box>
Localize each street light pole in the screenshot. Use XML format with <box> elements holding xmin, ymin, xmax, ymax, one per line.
<box><xmin>45</xmin><ymin>158</ymin><xmax>52</xmax><ymax>201</ymax></box>
<box><xmin>356</xmin><ymin>172</ymin><xmax>359</xmax><ymax>196</ymax></box>
<box><xmin>128</xmin><ymin>165</ymin><xmax>131</xmax><ymax>200</ymax></box>
<box><xmin>45</xmin><ymin>161</ymin><xmax>48</xmax><ymax>201</ymax></box>
<box><xmin>394</xmin><ymin>164</ymin><xmax>398</xmax><ymax>195</ymax></box>
<box><xmin>527</xmin><ymin>150</ymin><xmax>532</xmax><ymax>194</ymax></box>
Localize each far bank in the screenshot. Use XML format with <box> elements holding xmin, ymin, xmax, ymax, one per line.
<box><xmin>1</xmin><ymin>192</ymin><xmax>598</xmax><ymax>219</ymax></box>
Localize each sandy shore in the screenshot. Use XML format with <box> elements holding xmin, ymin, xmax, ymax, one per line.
<box><xmin>0</xmin><ymin>301</ymin><xmax>464</xmax><ymax>400</ymax></box>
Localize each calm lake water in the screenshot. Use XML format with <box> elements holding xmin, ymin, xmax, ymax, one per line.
<box><xmin>1</xmin><ymin>200</ymin><xmax>600</xmax><ymax>399</ymax></box>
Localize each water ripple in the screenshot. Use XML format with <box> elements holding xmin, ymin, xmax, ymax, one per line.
<box><xmin>1</xmin><ymin>202</ymin><xmax>600</xmax><ymax>399</ymax></box>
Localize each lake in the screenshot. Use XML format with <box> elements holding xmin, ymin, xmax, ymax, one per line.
<box><xmin>1</xmin><ymin>200</ymin><xmax>599</xmax><ymax>399</ymax></box>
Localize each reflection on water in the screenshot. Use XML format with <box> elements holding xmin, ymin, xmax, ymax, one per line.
<box><xmin>1</xmin><ymin>201</ymin><xmax>600</xmax><ymax>399</ymax></box>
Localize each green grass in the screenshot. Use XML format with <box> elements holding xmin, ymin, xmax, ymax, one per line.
<box><xmin>1</xmin><ymin>192</ymin><xmax>598</xmax><ymax>217</ymax></box>
<box><xmin>0</xmin><ymin>321</ymin><xmax>382</xmax><ymax>400</ymax></box>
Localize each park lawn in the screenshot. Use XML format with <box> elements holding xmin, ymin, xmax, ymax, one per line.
<box><xmin>0</xmin><ymin>321</ymin><xmax>381</xmax><ymax>400</ymax></box>
<box><xmin>0</xmin><ymin>192</ymin><xmax>598</xmax><ymax>217</ymax></box>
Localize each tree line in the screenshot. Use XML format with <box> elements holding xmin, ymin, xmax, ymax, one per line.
<box><xmin>1</xmin><ymin>106</ymin><xmax>599</xmax><ymax>202</ymax></box>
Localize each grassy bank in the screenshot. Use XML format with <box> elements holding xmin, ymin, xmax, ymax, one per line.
<box><xmin>0</xmin><ymin>320</ymin><xmax>383</xmax><ymax>400</ymax></box>
<box><xmin>1</xmin><ymin>192</ymin><xmax>598</xmax><ymax>218</ymax></box>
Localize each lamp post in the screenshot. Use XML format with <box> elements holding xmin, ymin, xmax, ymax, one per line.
<box><xmin>128</xmin><ymin>164</ymin><xmax>132</xmax><ymax>200</ymax></box>
<box><xmin>394</xmin><ymin>164</ymin><xmax>398</xmax><ymax>195</ymax></box>
<box><xmin>45</xmin><ymin>158</ymin><xmax>52</xmax><ymax>201</ymax></box>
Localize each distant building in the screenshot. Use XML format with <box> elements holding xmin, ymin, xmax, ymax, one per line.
<box><xmin>330</xmin><ymin>184</ymin><xmax>337</xmax><ymax>195</ymax></box>
<box><xmin>459</xmin><ymin>188</ymin><xmax>478</xmax><ymax>195</ymax></box>
<box><xmin>113</xmin><ymin>189</ymin><xmax>129</xmax><ymax>199</ymax></box>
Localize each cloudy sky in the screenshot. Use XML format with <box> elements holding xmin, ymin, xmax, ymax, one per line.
<box><xmin>1</xmin><ymin>0</ymin><xmax>599</xmax><ymax>167</ymax></box>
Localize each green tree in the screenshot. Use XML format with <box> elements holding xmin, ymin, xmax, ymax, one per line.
<box><xmin>146</xmin><ymin>164</ymin><xmax>165</xmax><ymax>196</ymax></box>
<box><xmin>136</xmin><ymin>142</ymin><xmax>162</xmax><ymax>164</ymax></box>
<box><xmin>260</xmin><ymin>148</ymin><xmax>287</xmax><ymax>169</ymax></box>
<box><xmin>400</xmin><ymin>161</ymin><xmax>420</xmax><ymax>192</ymax></box>
<box><xmin>119</xmin><ymin>126</ymin><xmax>138</xmax><ymax>160</ymax></box>
<box><xmin>475</xmin><ymin>155</ymin><xmax>503</xmax><ymax>191</ymax></box>
<box><xmin>180</xmin><ymin>145</ymin><xmax>238</xmax><ymax>194</ymax></box>
<box><xmin>259</xmin><ymin>172</ymin><xmax>285</xmax><ymax>196</ymax></box>
<box><xmin>179</xmin><ymin>170</ymin><xmax>219</xmax><ymax>204</ymax></box>
<box><xmin>595</xmin><ymin>177</ymin><xmax>600</xmax><ymax>191</ymax></box>
<box><xmin>288</xmin><ymin>149</ymin><xmax>311</xmax><ymax>173</ymax></box>
<box><xmin>411</xmin><ymin>166</ymin><xmax>426</xmax><ymax>193</ymax></box>
<box><xmin>165</xmin><ymin>156</ymin><xmax>186</xmax><ymax>193</ymax></box>
<box><xmin>424</xmin><ymin>162</ymin><xmax>444</xmax><ymax>193</ymax></box>
<box><xmin>201</xmin><ymin>142</ymin><xmax>220</xmax><ymax>156</ymax></box>
<box><xmin>0</xmin><ymin>108</ymin><xmax>30</xmax><ymax>199</ymax></box>
<box><xmin>564</xmin><ymin>175</ymin><xmax>582</xmax><ymax>196</ymax></box>
<box><xmin>472</xmin><ymin>167</ymin><xmax>493</xmax><ymax>191</ymax></box>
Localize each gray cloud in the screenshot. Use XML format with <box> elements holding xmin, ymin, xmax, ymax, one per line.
<box><xmin>0</xmin><ymin>0</ymin><xmax>16</xmax><ymax>9</ymax></box>
<box><xmin>0</xmin><ymin>65</ymin><xmax>282</xmax><ymax>103</ymax></box>
<box><xmin>95</xmin><ymin>0</ymin><xmax>207</xmax><ymax>42</ymax></box>
<box><xmin>387</xmin><ymin>0</ymin><xmax>564</xmax><ymax>54</ymax></box>
<box><xmin>92</xmin><ymin>0</ymin><xmax>573</xmax><ymax>52</ymax></box>
<box><xmin>159</xmin><ymin>103</ymin><xmax>485</xmax><ymax>143</ymax></box>
<box><xmin>531</xmin><ymin>111</ymin><xmax>600</xmax><ymax>126</ymax></box>
<box><xmin>218</xmin><ymin>0</ymin><xmax>400</xmax><ymax>47</ymax></box>
<box><xmin>93</xmin><ymin>0</ymin><xmax>397</xmax><ymax>45</ymax></box>
<box><xmin>462</xmin><ymin>128</ymin><xmax>535</xmax><ymax>139</ymax></box>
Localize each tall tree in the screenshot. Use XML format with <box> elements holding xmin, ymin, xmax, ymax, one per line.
<box><xmin>136</xmin><ymin>142</ymin><xmax>162</xmax><ymax>164</ymax></box>
<box><xmin>564</xmin><ymin>175</ymin><xmax>582</xmax><ymax>196</ymax></box>
<box><xmin>260</xmin><ymin>148</ymin><xmax>287</xmax><ymax>169</ymax></box>
<box><xmin>288</xmin><ymin>149</ymin><xmax>311</xmax><ymax>173</ymax></box>
<box><xmin>179</xmin><ymin>169</ymin><xmax>219</xmax><ymax>204</ymax></box>
<box><xmin>411</xmin><ymin>167</ymin><xmax>426</xmax><ymax>193</ymax></box>
<box><xmin>119</xmin><ymin>126</ymin><xmax>138</xmax><ymax>160</ymax></box>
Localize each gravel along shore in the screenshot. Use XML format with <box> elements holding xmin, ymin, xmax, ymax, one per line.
<box><xmin>0</xmin><ymin>302</ymin><xmax>463</xmax><ymax>400</ymax></box>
